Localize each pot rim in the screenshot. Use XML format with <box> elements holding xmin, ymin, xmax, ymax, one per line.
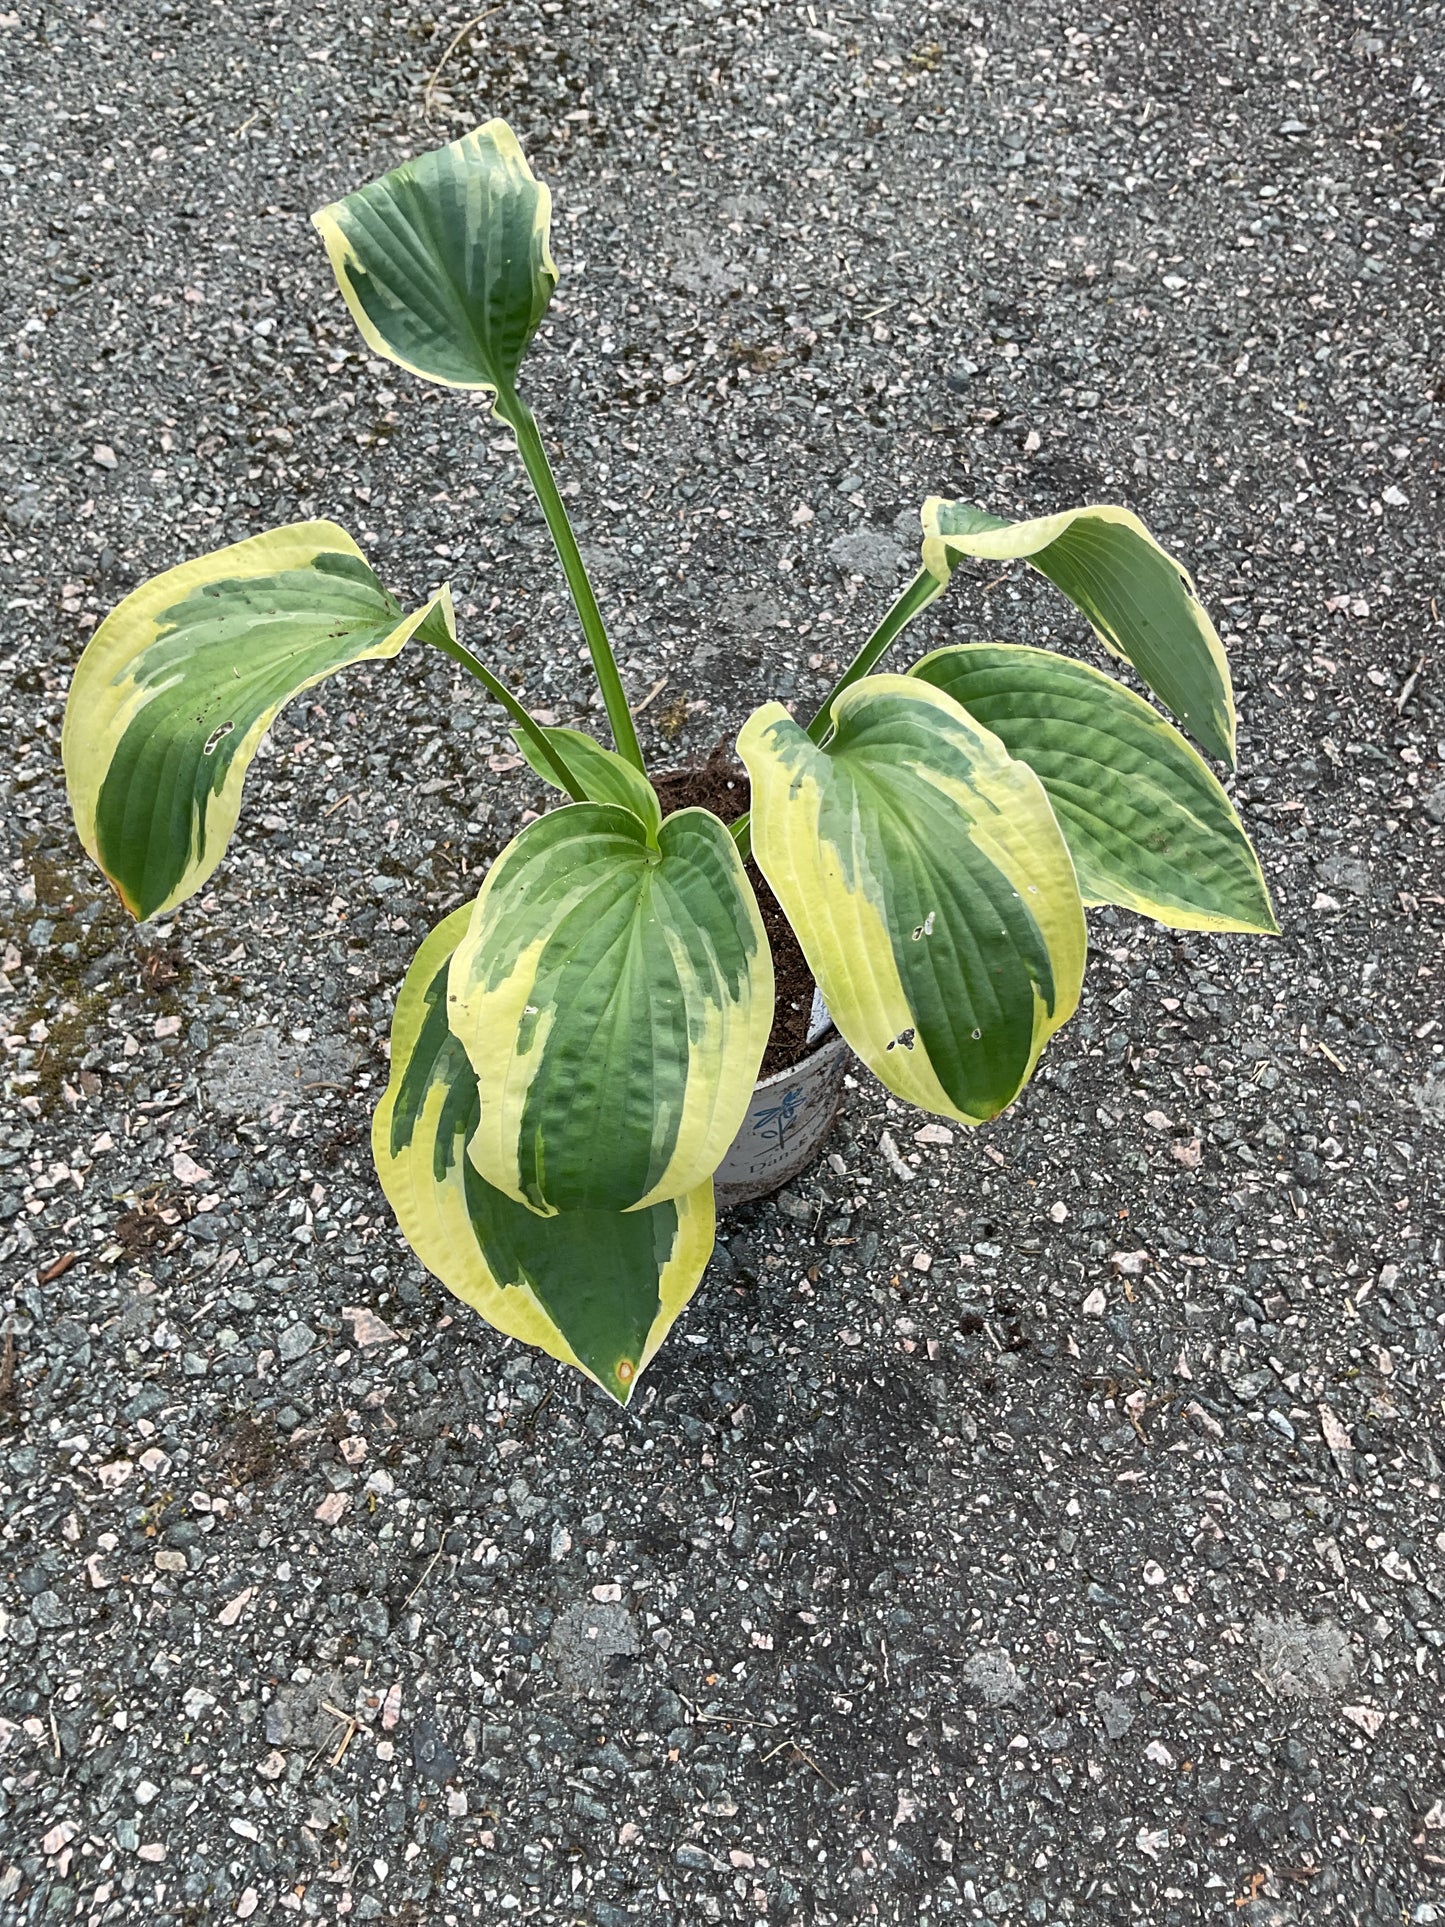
<box><xmin>750</xmin><ymin>1019</ymin><xmax>845</xmax><ymax>1093</ymax></box>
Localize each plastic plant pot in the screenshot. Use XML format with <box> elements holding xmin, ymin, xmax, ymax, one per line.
<box><xmin>712</xmin><ymin>993</ymin><xmax>851</xmax><ymax>1209</ymax></box>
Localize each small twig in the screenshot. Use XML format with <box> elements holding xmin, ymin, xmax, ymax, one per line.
<box><xmin>632</xmin><ymin>676</ymin><xmax>670</xmax><ymax>715</ymax></box>
<box><xmin>423</xmin><ymin>5</ymin><xmax>506</xmax><ymax>116</ymax></box>
<box><xmin>403</xmin><ymin>1548</ymin><xmax>442</xmax><ymax>1612</ymax></box>
<box><xmin>36</xmin><ymin>1251</ymin><xmax>78</xmax><ymax>1286</ymax></box>
<box><xmin>1395</xmin><ymin>654</ymin><xmax>1425</xmax><ymax>714</ymax></box>
<box><xmin>320</xmin><ymin>1702</ymin><xmax>359</xmax><ymax>1768</ymax></box>
<box><xmin>675</xmin><ymin>1692</ymin><xmax>777</xmax><ymax>1730</ymax></box>
<box><xmin>323</xmin><ymin>791</ymin><xmax>355</xmax><ymax>818</ymax></box>
<box><xmin>521</xmin><ymin>1385</ymin><xmax>554</xmax><ymax>1433</ymax></box>
<box><xmin>761</xmin><ymin>1738</ymin><xmax>839</xmax><ymax>1791</ymax></box>
<box><xmin>795</xmin><ymin>1743</ymin><xmax>838</xmax><ymax>1791</ymax></box>
<box><xmin>306</xmin><ymin>1706</ymin><xmax>352</xmax><ymax>1773</ymax></box>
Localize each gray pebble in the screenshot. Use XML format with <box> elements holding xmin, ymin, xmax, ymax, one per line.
<box><xmin>277</xmin><ymin>1323</ymin><xmax>316</xmax><ymax>1363</ymax></box>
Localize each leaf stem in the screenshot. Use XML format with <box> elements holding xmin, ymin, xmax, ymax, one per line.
<box><xmin>496</xmin><ymin>392</ymin><xmax>647</xmax><ymax>776</ymax></box>
<box><xmin>423</xmin><ymin>621</ymin><xmax>588</xmax><ymax>802</ymax></box>
<box><xmin>804</xmin><ymin>567</ymin><xmax>941</xmax><ymax>744</ymax></box>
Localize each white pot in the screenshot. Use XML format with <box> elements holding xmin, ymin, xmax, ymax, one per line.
<box><xmin>713</xmin><ymin>993</ymin><xmax>851</xmax><ymax>1209</ymax></box>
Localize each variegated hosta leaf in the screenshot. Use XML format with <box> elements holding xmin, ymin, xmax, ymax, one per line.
<box><xmin>514</xmin><ymin>723</ymin><xmax>662</xmax><ymax>842</ymax></box>
<box><xmin>738</xmin><ymin>676</ymin><xmax>1086</xmax><ymax>1127</ymax></box>
<box><xmin>919</xmin><ymin>498</ymin><xmax>1237</xmax><ymax>768</ymax></box>
<box><xmin>313</xmin><ymin>120</ymin><xmax>555</xmax><ymax>396</ymax></box>
<box><xmin>448</xmin><ymin>805</ymin><xmax>772</xmax><ymax>1215</ymax></box>
<box><xmin>911</xmin><ymin>645</ymin><xmax>1278</xmax><ymax>936</ymax></box>
<box><xmin>62</xmin><ymin>521</ymin><xmax>451</xmax><ymax>921</ymax></box>
<box><xmin>374</xmin><ymin>908</ymin><xmax>714</xmax><ymax>1404</ymax></box>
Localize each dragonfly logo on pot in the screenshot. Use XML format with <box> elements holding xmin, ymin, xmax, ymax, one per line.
<box><xmin>752</xmin><ymin>1086</ymin><xmax>805</xmax><ymax>1148</ymax></box>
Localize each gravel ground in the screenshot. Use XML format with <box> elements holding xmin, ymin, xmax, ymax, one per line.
<box><xmin>3</xmin><ymin>2</ymin><xmax>1444</xmax><ymax>1922</ymax></box>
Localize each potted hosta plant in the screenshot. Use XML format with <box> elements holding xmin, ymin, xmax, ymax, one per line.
<box><xmin>61</xmin><ymin>122</ymin><xmax>1276</xmax><ymax>1404</ymax></box>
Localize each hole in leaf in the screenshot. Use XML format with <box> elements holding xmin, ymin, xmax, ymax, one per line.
<box><xmin>202</xmin><ymin>721</ymin><xmax>235</xmax><ymax>756</ymax></box>
<box><xmin>886</xmin><ymin>1028</ymin><xmax>916</xmax><ymax>1052</ymax></box>
<box><xmin>911</xmin><ymin>910</ymin><xmax>937</xmax><ymax>940</ymax></box>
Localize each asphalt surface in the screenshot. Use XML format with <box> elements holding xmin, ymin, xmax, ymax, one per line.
<box><xmin>2</xmin><ymin>2</ymin><xmax>1444</xmax><ymax>1923</ymax></box>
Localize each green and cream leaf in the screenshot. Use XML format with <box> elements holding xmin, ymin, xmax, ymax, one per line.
<box><xmin>739</xmin><ymin>676</ymin><xmax>1086</xmax><ymax>1127</ymax></box>
<box><xmin>313</xmin><ymin>119</ymin><xmax>556</xmax><ymax>397</ymax></box>
<box><xmin>911</xmin><ymin>644</ymin><xmax>1277</xmax><ymax>934</ymax></box>
<box><xmin>919</xmin><ymin>498</ymin><xmax>1237</xmax><ymax>766</ymax></box>
<box><xmin>448</xmin><ymin>804</ymin><xmax>772</xmax><ymax>1215</ymax></box>
<box><xmin>513</xmin><ymin>724</ymin><xmax>662</xmax><ymax>842</ymax></box>
<box><xmin>374</xmin><ymin>908</ymin><xmax>714</xmax><ymax>1403</ymax></box>
<box><xmin>62</xmin><ymin>521</ymin><xmax>450</xmax><ymax>921</ymax></box>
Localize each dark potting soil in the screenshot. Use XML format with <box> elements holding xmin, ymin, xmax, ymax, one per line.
<box><xmin>653</xmin><ymin>746</ymin><xmax>818</xmax><ymax>1078</ymax></box>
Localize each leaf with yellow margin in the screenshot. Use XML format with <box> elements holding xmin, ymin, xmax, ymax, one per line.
<box><xmin>740</xmin><ymin>675</ymin><xmax>1086</xmax><ymax>1126</ymax></box>
<box><xmin>63</xmin><ymin>520</ymin><xmax>450</xmax><ymax>920</ymax></box>
<box><xmin>919</xmin><ymin>498</ymin><xmax>1237</xmax><ymax>767</ymax></box>
<box><xmin>313</xmin><ymin>120</ymin><xmax>556</xmax><ymax>396</ymax></box>
<box><xmin>374</xmin><ymin>908</ymin><xmax>716</xmax><ymax>1404</ymax></box>
<box><xmin>447</xmin><ymin>805</ymin><xmax>772</xmax><ymax>1214</ymax></box>
<box><xmin>911</xmin><ymin>644</ymin><xmax>1277</xmax><ymax>935</ymax></box>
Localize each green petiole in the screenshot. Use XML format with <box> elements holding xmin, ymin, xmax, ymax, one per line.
<box><xmin>804</xmin><ymin>567</ymin><xmax>942</xmax><ymax>744</ymax></box>
<box><xmin>496</xmin><ymin>391</ymin><xmax>648</xmax><ymax>778</ymax></box>
<box><xmin>421</xmin><ymin>614</ymin><xmax>589</xmax><ymax>803</ymax></box>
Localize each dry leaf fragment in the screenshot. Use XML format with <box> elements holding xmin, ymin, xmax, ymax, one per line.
<box><xmin>1184</xmin><ymin>1400</ymin><xmax>1224</xmax><ymax>1440</ymax></box>
<box><xmin>217</xmin><ymin>1587</ymin><xmax>255</xmax><ymax>1627</ymax></box>
<box><xmin>1342</xmin><ymin>1704</ymin><xmax>1386</xmax><ymax>1738</ymax></box>
<box><xmin>1319</xmin><ymin>1405</ymin><xmax>1353</xmax><ymax>1454</ymax></box>
<box><xmin>1110</xmin><ymin>1249</ymin><xmax>1151</xmax><ymax>1277</ymax></box>
<box><xmin>341</xmin><ymin>1305</ymin><xmax>402</xmax><ymax>1348</ymax></box>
